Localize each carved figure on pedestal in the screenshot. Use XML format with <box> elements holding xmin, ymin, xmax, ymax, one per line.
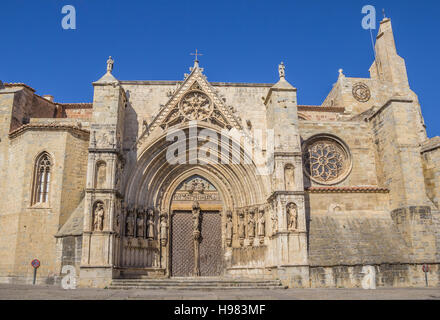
<box><xmin>160</xmin><ymin>212</ymin><xmax>168</xmax><ymax>246</ymax></box>
<box><xmin>279</xmin><ymin>61</ymin><xmax>286</xmax><ymax>79</ymax></box>
<box><xmin>287</xmin><ymin>202</ymin><xmax>298</xmax><ymax>231</ymax></box>
<box><xmin>238</xmin><ymin>210</ymin><xmax>245</xmax><ymax>247</ymax></box>
<box><xmin>126</xmin><ymin>210</ymin><xmax>135</xmax><ymax>237</ymax></box>
<box><xmin>136</xmin><ymin>211</ymin><xmax>145</xmax><ymax>238</ymax></box>
<box><xmin>192</xmin><ymin>200</ymin><xmax>201</xmax><ymax>237</ymax></box>
<box><xmin>225</xmin><ymin>210</ymin><xmax>233</xmax><ymax>247</ymax></box>
<box><xmin>257</xmin><ymin>206</ymin><xmax>266</xmax><ymax>243</ymax></box>
<box><xmin>107</xmin><ymin>56</ymin><xmax>114</xmax><ymax>73</ymax></box>
<box><xmin>247</xmin><ymin>209</ymin><xmax>256</xmax><ymax>239</ymax></box>
<box><xmin>93</xmin><ymin>202</ymin><xmax>105</xmax><ymax>231</ymax></box>
<box><xmin>146</xmin><ymin>208</ymin><xmax>155</xmax><ymax>239</ymax></box>
<box><xmin>271</xmin><ymin>208</ymin><xmax>278</xmax><ymax>236</ymax></box>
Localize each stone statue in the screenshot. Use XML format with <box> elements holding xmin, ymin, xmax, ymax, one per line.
<box><xmin>146</xmin><ymin>208</ymin><xmax>155</xmax><ymax>239</ymax></box>
<box><xmin>238</xmin><ymin>210</ymin><xmax>245</xmax><ymax>246</ymax></box>
<box><xmin>279</xmin><ymin>62</ymin><xmax>285</xmax><ymax>79</ymax></box>
<box><xmin>271</xmin><ymin>210</ymin><xmax>278</xmax><ymax>235</ymax></box>
<box><xmin>287</xmin><ymin>203</ymin><xmax>297</xmax><ymax>231</ymax></box>
<box><xmin>126</xmin><ymin>210</ymin><xmax>135</xmax><ymax>237</ymax></box>
<box><xmin>257</xmin><ymin>206</ymin><xmax>265</xmax><ymax>239</ymax></box>
<box><xmin>136</xmin><ymin>211</ymin><xmax>144</xmax><ymax>238</ymax></box>
<box><xmin>225</xmin><ymin>210</ymin><xmax>233</xmax><ymax>247</ymax></box>
<box><xmin>160</xmin><ymin>212</ymin><xmax>168</xmax><ymax>246</ymax></box>
<box><xmin>93</xmin><ymin>202</ymin><xmax>105</xmax><ymax>231</ymax></box>
<box><xmin>192</xmin><ymin>200</ymin><xmax>201</xmax><ymax>234</ymax></box>
<box><xmin>107</xmin><ymin>56</ymin><xmax>114</xmax><ymax>73</ymax></box>
<box><xmin>247</xmin><ymin>209</ymin><xmax>256</xmax><ymax>239</ymax></box>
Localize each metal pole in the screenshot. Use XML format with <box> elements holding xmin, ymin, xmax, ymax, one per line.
<box><xmin>33</xmin><ymin>268</ymin><xmax>37</xmax><ymax>285</ymax></box>
<box><xmin>425</xmin><ymin>271</ymin><xmax>428</xmax><ymax>287</ymax></box>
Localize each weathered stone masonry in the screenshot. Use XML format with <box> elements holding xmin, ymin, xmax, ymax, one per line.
<box><xmin>0</xmin><ymin>18</ymin><xmax>439</xmax><ymax>288</ymax></box>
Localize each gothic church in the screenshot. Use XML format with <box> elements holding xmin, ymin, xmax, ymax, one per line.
<box><xmin>0</xmin><ymin>17</ymin><xmax>439</xmax><ymax>288</ymax></box>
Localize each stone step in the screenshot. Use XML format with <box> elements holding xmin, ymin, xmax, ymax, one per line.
<box><xmin>109</xmin><ymin>278</ymin><xmax>286</xmax><ymax>290</ymax></box>
<box><xmin>108</xmin><ymin>285</ymin><xmax>285</xmax><ymax>290</ymax></box>
<box><xmin>111</xmin><ymin>279</ymin><xmax>280</xmax><ymax>284</ymax></box>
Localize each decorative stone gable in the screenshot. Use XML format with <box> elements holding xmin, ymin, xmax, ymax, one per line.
<box><xmin>148</xmin><ymin>65</ymin><xmax>243</xmax><ymax>132</ymax></box>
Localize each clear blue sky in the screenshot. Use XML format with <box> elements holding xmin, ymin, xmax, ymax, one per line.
<box><xmin>1</xmin><ymin>0</ymin><xmax>439</xmax><ymax>137</ymax></box>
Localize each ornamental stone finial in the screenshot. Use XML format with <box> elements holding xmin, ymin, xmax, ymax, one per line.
<box><xmin>107</xmin><ymin>56</ymin><xmax>114</xmax><ymax>73</ymax></box>
<box><xmin>278</xmin><ymin>62</ymin><xmax>285</xmax><ymax>79</ymax></box>
<box><xmin>338</xmin><ymin>68</ymin><xmax>345</xmax><ymax>79</ymax></box>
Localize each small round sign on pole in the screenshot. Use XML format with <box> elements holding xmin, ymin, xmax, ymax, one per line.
<box><xmin>31</xmin><ymin>259</ymin><xmax>40</xmax><ymax>285</ymax></box>
<box><xmin>31</xmin><ymin>259</ymin><xmax>40</xmax><ymax>269</ymax></box>
<box><xmin>422</xmin><ymin>264</ymin><xmax>429</xmax><ymax>287</ymax></box>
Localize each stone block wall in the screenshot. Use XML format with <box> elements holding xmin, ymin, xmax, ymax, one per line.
<box><xmin>0</xmin><ymin>126</ymin><xmax>88</xmax><ymax>284</ymax></box>
<box><xmin>422</xmin><ymin>142</ymin><xmax>440</xmax><ymax>208</ymax></box>
<box><xmin>299</xmin><ymin>121</ymin><xmax>379</xmax><ymax>188</ymax></box>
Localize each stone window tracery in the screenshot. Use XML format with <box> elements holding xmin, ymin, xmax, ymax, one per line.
<box><xmin>179</xmin><ymin>90</ymin><xmax>213</xmax><ymax>121</ymax></box>
<box><xmin>303</xmin><ymin>135</ymin><xmax>351</xmax><ymax>185</ymax></box>
<box><xmin>32</xmin><ymin>152</ymin><xmax>52</xmax><ymax>205</ymax></box>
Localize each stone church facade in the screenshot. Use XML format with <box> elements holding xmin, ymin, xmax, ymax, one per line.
<box><xmin>0</xmin><ymin>17</ymin><xmax>439</xmax><ymax>288</ymax></box>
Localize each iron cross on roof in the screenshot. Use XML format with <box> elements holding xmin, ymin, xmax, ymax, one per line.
<box><xmin>190</xmin><ymin>49</ymin><xmax>203</xmax><ymax>62</ymax></box>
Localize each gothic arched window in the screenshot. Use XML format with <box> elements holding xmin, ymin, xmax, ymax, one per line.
<box><xmin>32</xmin><ymin>152</ymin><xmax>52</xmax><ymax>205</ymax></box>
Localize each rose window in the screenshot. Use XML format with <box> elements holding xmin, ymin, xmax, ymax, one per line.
<box><xmin>303</xmin><ymin>136</ymin><xmax>351</xmax><ymax>184</ymax></box>
<box><xmin>179</xmin><ymin>91</ymin><xmax>213</xmax><ymax>121</ymax></box>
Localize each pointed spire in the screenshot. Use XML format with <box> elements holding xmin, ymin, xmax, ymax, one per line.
<box><xmin>370</xmin><ymin>16</ymin><xmax>409</xmax><ymax>87</ymax></box>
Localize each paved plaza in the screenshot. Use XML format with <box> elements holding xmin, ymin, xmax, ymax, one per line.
<box><xmin>0</xmin><ymin>284</ymin><xmax>439</xmax><ymax>300</ymax></box>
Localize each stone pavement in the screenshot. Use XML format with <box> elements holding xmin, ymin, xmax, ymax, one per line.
<box><xmin>0</xmin><ymin>284</ymin><xmax>439</xmax><ymax>300</ymax></box>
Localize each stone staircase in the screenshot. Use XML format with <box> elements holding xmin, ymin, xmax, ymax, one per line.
<box><xmin>109</xmin><ymin>277</ymin><xmax>287</xmax><ymax>290</ymax></box>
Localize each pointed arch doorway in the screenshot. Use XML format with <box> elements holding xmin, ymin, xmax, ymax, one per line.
<box><xmin>170</xmin><ymin>175</ymin><xmax>223</xmax><ymax>277</ymax></box>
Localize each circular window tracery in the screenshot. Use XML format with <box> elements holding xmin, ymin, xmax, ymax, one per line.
<box><xmin>302</xmin><ymin>135</ymin><xmax>352</xmax><ymax>185</ymax></box>
<box><xmin>352</xmin><ymin>82</ymin><xmax>371</xmax><ymax>103</ymax></box>
<box><xmin>179</xmin><ymin>90</ymin><xmax>213</xmax><ymax>121</ymax></box>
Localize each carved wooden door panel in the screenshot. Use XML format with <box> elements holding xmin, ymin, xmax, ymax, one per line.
<box><xmin>171</xmin><ymin>211</ymin><xmax>194</xmax><ymax>277</ymax></box>
<box><xmin>200</xmin><ymin>211</ymin><xmax>222</xmax><ymax>277</ymax></box>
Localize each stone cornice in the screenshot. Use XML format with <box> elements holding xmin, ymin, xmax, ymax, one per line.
<box><xmin>2</xmin><ymin>82</ymin><xmax>36</xmax><ymax>92</ymax></box>
<box><xmin>120</xmin><ymin>80</ymin><xmax>274</xmax><ymax>88</ymax></box>
<box><xmin>421</xmin><ymin>137</ymin><xmax>440</xmax><ymax>154</ymax></box>
<box><xmin>267</xmin><ymin>191</ymin><xmax>305</xmax><ymax>201</ymax></box>
<box><xmin>306</xmin><ymin>186</ymin><xmax>390</xmax><ymax>193</ymax></box>
<box><xmin>366</xmin><ymin>97</ymin><xmax>414</xmax><ymax>121</ymax></box>
<box><xmin>9</xmin><ymin>123</ymin><xmax>90</xmax><ymax>139</ymax></box>
<box><xmin>85</xmin><ymin>188</ymin><xmax>123</xmax><ymax>198</ymax></box>
<box><xmin>298</xmin><ymin>105</ymin><xmax>345</xmax><ymax>113</ymax></box>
